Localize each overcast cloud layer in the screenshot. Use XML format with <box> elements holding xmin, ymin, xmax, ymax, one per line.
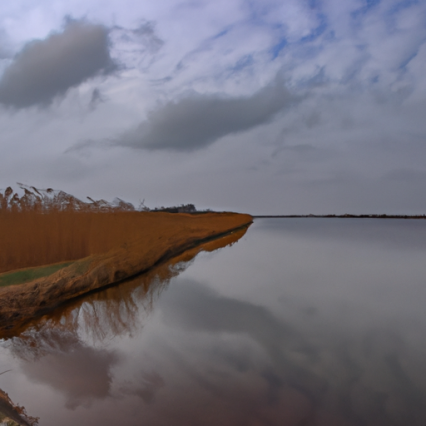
<box><xmin>0</xmin><ymin>0</ymin><xmax>426</xmax><ymax>214</ymax></box>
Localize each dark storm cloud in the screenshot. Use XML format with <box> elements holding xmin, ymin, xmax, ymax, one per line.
<box><xmin>119</xmin><ymin>79</ymin><xmax>295</xmax><ymax>151</ymax></box>
<box><xmin>0</xmin><ymin>20</ymin><xmax>117</xmax><ymax>108</ymax></box>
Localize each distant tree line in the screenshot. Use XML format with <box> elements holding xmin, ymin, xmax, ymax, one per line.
<box><xmin>151</xmin><ymin>204</ymin><xmax>198</xmax><ymax>213</ymax></box>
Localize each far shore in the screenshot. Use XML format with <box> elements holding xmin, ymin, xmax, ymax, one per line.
<box><xmin>253</xmin><ymin>214</ymin><xmax>426</xmax><ymax>219</ymax></box>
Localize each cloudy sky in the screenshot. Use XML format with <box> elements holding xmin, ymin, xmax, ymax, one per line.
<box><xmin>0</xmin><ymin>0</ymin><xmax>425</xmax><ymax>214</ymax></box>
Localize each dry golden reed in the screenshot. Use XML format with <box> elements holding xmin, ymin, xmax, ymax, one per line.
<box><xmin>0</xmin><ymin>210</ymin><xmax>252</xmax><ymax>335</ymax></box>
<box><xmin>0</xmin><ymin>210</ymin><xmax>152</xmax><ymax>274</ymax></box>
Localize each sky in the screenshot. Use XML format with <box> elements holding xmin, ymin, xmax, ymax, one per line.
<box><xmin>0</xmin><ymin>0</ymin><xmax>425</xmax><ymax>215</ymax></box>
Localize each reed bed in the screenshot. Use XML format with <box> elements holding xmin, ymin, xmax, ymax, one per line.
<box><xmin>0</xmin><ymin>210</ymin><xmax>150</xmax><ymax>274</ymax></box>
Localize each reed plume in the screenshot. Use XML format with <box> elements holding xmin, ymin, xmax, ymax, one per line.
<box><xmin>0</xmin><ymin>184</ymin><xmax>149</xmax><ymax>273</ymax></box>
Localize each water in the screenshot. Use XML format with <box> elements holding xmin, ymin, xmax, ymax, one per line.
<box><xmin>1</xmin><ymin>219</ymin><xmax>426</xmax><ymax>426</ymax></box>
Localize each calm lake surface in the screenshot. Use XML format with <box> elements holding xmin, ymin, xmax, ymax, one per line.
<box><xmin>1</xmin><ymin>218</ymin><xmax>426</xmax><ymax>426</ymax></box>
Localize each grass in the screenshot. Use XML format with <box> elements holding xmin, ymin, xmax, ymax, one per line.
<box><xmin>0</xmin><ymin>261</ymin><xmax>74</xmax><ymax>287</ymax></box>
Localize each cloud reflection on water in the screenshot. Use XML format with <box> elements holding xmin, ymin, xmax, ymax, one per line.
<box><xmin>21</xmin><ymin>342</ymin><xmax>118</xmax><ymax>410</ymax></box>
<box><xmin>155</xmin><ymin>275</ymin><xmax>426</xmax><ymax>426</ymax></box>
<box><xmin>4</xmin><ymin>227</ymin><xmax>248</xmax><ymax>414</ymax></box>
<box><xmin>2</xmin><ymin>220</ymin><xmax>426</xmax><ymax>425</ymax></box>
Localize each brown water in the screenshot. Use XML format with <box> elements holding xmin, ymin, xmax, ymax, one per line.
<box><xmin>1</xmin><ymin>219</ymin><xmax>426</xmax><ymax>426</ymax></box>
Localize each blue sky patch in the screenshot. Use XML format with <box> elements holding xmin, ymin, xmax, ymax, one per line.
<box><xmin>301</xmin><ymin>13</ymin><xmax>327</xmax><ymax>43</ymax></box>
<box><xmin>271</xmin><ymin>38</ymin><xmax>287</xmax><ymax>59</ymax></box>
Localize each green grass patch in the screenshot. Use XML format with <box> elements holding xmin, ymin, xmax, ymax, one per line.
<box><xmin>0</xmin><ymin>261</ymin><xmax>75</xmax><ymax>287</ymax></box>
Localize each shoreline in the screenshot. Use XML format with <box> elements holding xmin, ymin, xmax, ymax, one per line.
<box><xmin>0</xmin><ymin>212</ymin><xmax>252</xmax><ymax>336</ymax></box>
<box><xmin>253</xmin><ymin>214</ymin><xmax>426</xmax><ymax>219</ymax></box>
<box><xmin>0</xmin><ymin>388</ymin><xmax>38</xmax><ymax>426</ymax></box>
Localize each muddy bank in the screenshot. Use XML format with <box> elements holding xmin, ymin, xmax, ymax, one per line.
<box><xmin>0</xmin><ymin>212</ymin><xmax>252</xmax><ymax>335</ymax></box>
<box><xmin>0</xmin><ymin>388</ymin><xmax>38</xmax><ymax>426</ymax></box>
<box><xmin>11</xmin><ymin>226</ymin><xmax>249</xmax><ymax>346</ymax></box>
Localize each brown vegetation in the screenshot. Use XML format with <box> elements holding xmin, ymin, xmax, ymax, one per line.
<box><xmin>10</xmin><ymin>226</ymin><xmax>249</xmax><ymax>349</ymax></box>
<box><xmin>0</xmin><ymin>210</ymin><xmax>164</xmax><ymax>273</ymax></box>
<box><xmin>0</xmin><ymin>211</ymin><xmax>252</xmax><ymax>334</ymax></box>
<box><xmin>0</xmin><ymin>210</ymin><xmax>252</xmax><ymax>274</ymax></box>
<box><xmin>0</xmin><ymin>183</ymin><xmax>142</xmax><ymax>273</ymax></box>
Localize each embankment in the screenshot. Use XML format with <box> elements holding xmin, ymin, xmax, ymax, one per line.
<box><xmin>0</xmin><ymin>212</ymin><xmax>252</xmax><ymax>334</ymax></box>
<box><xmin>0</xmin><ymin>388</ymin><xmax>38</xmax><ymax>426</ymax></box>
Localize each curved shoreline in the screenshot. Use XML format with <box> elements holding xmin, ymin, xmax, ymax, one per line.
<box><xmin>0</xmin><ymin>212</ymin><xmax>252</xmax><ymax>335</ymax></box>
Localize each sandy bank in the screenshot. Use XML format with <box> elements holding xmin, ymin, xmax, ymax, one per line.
<box><xmin>0</xmin><ymin>212</ymin><xmax>252</xmax><ymax>334</ymax></box>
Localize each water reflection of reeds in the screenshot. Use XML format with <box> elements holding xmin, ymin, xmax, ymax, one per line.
<box><xmin>0</xmin><ymin>227</ymin><xmax>247</xmax><ymax>422</ymax></box>
<box><xmin>8</xmin><ymin>227</ymin><xmax>248</xmax><ymax>356</ymax></box>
